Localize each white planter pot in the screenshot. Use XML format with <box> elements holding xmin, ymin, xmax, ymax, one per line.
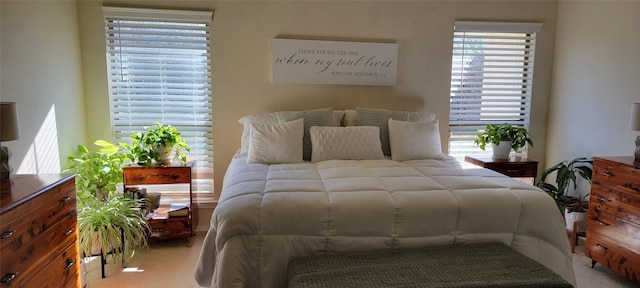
<box><xmin>565</xmin><ymin>209</ymin><xmax>588</xmax><ymax>232</ymax></box>
<box><xmin>492</xmin><ymin>141</ymin><xmax>512</xmax><ymax>159</ymax></box>
<box><xmin>160</xmin><ymin>146</ymin><xmax>174</xmax><ymax>166</ymax></box>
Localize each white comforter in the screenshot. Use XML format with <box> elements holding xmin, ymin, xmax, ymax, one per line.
<box><xmin>195</xmin><ymin>154</ymin><xmax>576</xmax><ymax>288</ymax></box>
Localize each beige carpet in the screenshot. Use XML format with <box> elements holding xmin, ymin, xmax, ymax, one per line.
<box><xmin>84</xmin><ymin>233</ymin><xmax>637</xmax><ymax>288</ymax></box>
<box><xmin>84</xmin><ymin>233</ymin><xmax>204</xmax><ymax>288</ymax></box>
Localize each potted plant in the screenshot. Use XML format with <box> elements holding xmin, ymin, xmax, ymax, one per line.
<box><xmin>564</xmin><ymin>193</ymin><xmax>590</xmax><ymax>232</ymax></box>
<box><xmin>66</xmin><ymin>140</ymin><xmax>149</xmax><ymax>262</ymax></box>
<box><xmin>474</xmin><ymin>123</ymin><xmax>533</xmax><ymax>159</ymax></box>
<box><xmin>536</xmin><ymin>157</ymin><xmax>593</xmax><ymax>231</ymax></box>
<box><xmin>125</xmin><ymin>122</ymin><xmax>190</xmax><ymax>166</ymax></box>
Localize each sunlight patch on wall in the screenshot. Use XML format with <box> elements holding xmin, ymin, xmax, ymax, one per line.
<box><xmin>16</xmin><ymin>105</ymin><xmax>60</xmax><ymax>173</ymax></box>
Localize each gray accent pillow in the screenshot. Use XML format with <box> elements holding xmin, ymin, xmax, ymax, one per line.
<box><xmin>356</xmin><ymin>108</ymin><xmax>409</xmax><ymax>156</ymax></box>
<box><xmin>278</xmin><ymin>108</ymin><xmax>335</xmax><ymax>161</ymax></box>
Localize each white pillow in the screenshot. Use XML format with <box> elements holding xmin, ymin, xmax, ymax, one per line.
<box><xmin>343</xmin><ymin>110</ymin><xmax>358</xmax><ymax>126</ymax></box>
<box><xmin>388</xmin><ymin>119</ymin><xmax>443</xmax><ymax>161</ymax></box>
<box><xmin>332</xmin><ymin>110</ymin><xmax>345</xmax><ymax>127</ymax></box>
<box><xmin>309</xmin><ymin>126</ymin><xmax>384</xmax><ymax>163</ymax></box>
<box><xmin>408</xmin><ymin>111</ymin><xmax>437</xmax><ymax>122</ymax></box>
<box><xmin>238</xmin><ymin>112</ymin><xmax>280</xmax><ymax>154</ymax></box>
<box><xmin>247</xmin><ymin>118</ymin><xmax>304</xmax><ymax>164</ymax></box>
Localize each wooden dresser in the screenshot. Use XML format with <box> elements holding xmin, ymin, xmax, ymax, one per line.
<box><xmin>0</xmin><ymin>174</ymin><xmax>79</xmax><ymax>288</ymax></box>
<box><xmin>586</xmin><ymin>156</ymin><xmax>640</xmax><ymax>284</ymax></box>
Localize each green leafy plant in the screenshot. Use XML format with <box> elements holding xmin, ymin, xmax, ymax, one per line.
<box><xmin>124</xmin><ymin>122</ymin><xmax>190</xmax><ymax>166</ymax></box>
<box><xmin>70</xmin><ymin>140</ymin><xmax>130</xmax><ymax>202</ymax></box>
<box><xmin>77</xmin><ymin>193</ymin><xmax>148</xmax><ymax>262</ymax></box>
<box><xmin>66</xmin><ymin>140</ymin><xmax>148</xmax><ymax>261</ymax></box>
<box><xmin>474</xmin><ymin>123</ymin><xmax>533</xmax><ymax>152</ymax></box>
<box><xmin>565</xmin><ymin>194</ymin><xmax>590</xmax><ymax>213</ymax></box>
<box><xmin>536</xmin><ymin>157</ymin><xmax>593</xmax><ymax>213</ymax></box>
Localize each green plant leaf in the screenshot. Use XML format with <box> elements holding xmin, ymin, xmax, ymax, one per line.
<box><xmin>536</xmin><ymin>157</ymin><xmax>593</xmax><ymax>213</ymax></box>
<box><xmin>474</xmin><ymin>123</ymin><xmax>533</xmax><ymax>152</ymax></box>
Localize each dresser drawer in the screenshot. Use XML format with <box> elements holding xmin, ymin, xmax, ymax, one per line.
<box><xmin>585</xmin><ymin>230</ymin><xmax>640</xmax><ymax>281</ymax></box>
<box><xmin>589</xmin><ymin>184</ymin><xmax>620</xmax><ymax>215</ymax></box>
<box><xmin>123</xmin><ymin>166</ymin><xmax>191</xmax><ymax>184</ymax></box>
<box><xmin>592</xmin><ymin>158</ymin><xmax>640</xmax><ymax>192</ymax></box>
<box><xmin>587</xmin><ymin>157</ymin><xmax>640</xmax><ymax>284</ymax></box>
<box><xmin>0</xmin><ymin>186</ymin><xmax>75</xmax><ymax>256</ymax></box>
<box><xmin>588</xmin><ymin>217</ymin><xmax>640</xmax><ymax>248</ymax></box>
<box><xmin>21</xmin><ymin>242</ymin><xmax>79</xmax><ymax>288</ymax></box>
<box><xmin>620</xmin><ymin>191</ymin><xmax>640</xmax><ymax>224</ymax></box>
<box><xmin>0</xmin><ymin>210</ymin><xmax>77</xmax><ymax>283</ymax></box>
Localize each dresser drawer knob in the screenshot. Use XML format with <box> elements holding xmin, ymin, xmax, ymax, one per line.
<box><xmin>601</xmin><ymin>172</ymin><xmax>614</xmax><ymax>177</ymax></box>
<box><xmin>1</xmin><ymin>273</ymin><xmax>18</xmax><ymax>285</ymax></box>
<box><xmin>60</xmin><ymin>196</ymin><xmax>72</xmax><ymax>203</ymax></box>
<box><xmin>595</xmin><ymin>220</ymin><xmax>610</xmax><ymax>226</ymax></box>
<box><xmin>596</xmin><ymin>244</ymin><xmax>609</xmax><ymax>250</ymax></box>
<box><xmin>597</xmin><ymin>195</ymin><xmax>609</xmax><ymax>203</ymax></box>
<box><xmin>0</xmin><ymin>230</ymin><xmax>15</xmax><ymax>240</ymax></box>
<box><xmin>65</xmin><ymin>259</ymin><xmax>76</xmax><ymax>269</ymax></box>
<box><xmin>64</xmin><ymin>228</ymin><xmax>75</xmax><ymax>236</ymax></box>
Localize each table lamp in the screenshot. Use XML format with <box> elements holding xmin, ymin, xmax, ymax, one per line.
<box><xmin>1</xmin><ymin>102</ymin><xmax>20</xmax><ymax>180</ymax></box>
<box><xmin>630</xmin><ymin>103</ymin><xmax>640</xmax><ymax>160</ymax></box>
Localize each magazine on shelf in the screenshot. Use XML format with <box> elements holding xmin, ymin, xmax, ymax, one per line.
<box><xmin>148</xmin><ymin>208</ymin><xmax>169</xmax><ymax>220</ymax></box>
<box><xmin>168</xmin><ymin>203</ymin><xmax>190</xmax><ymax>217</ymax></box>
<box><xmin>146</xmin><ymin>202</ymin><xmax>190</xmax><ymax>219</ymax></box>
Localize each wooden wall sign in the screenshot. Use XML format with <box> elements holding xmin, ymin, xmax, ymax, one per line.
<box><xmin>272</xmin><ymin>39</ymin><xmax>398</xmax><ymax>86</ymax></box>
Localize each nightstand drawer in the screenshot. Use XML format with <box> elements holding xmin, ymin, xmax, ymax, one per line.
<box><xmin>124</xmin><ymin>167</ymin><xmax>191</xmax><ymax>184</ymax></box>
<box><xmin>464</xmin><ymin>156</ymin><xmax>538</xmax><ymax>179</ymax></box>
<box><xmin>484</xmin><ymin>162</ymin><xmax>537</xmax><ymax>177</ymax></box>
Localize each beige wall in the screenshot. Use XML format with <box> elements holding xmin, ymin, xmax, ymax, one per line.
<box><xmin>547</xmin><ymin>1</ymin><xmax>640</xmax><ymax>197</ymax></box>
<box><xmin>4</xmin><ymin>0</ymin><xmax>639</xmax><ymax>232</ymax></box>
<box><xmin>1</xmin><ymin>0</ymin><xmax>86</xmax><ymax>173</ymax></box>
<box><xmin>77</xmin><ymin>0</ymin><xmax>559</xmax><ymax>200</ymax></box>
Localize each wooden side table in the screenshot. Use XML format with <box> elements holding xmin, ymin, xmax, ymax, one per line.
<box><xmin>464</xmin><ymin>155</ymin><xmax>538</xmax><ymax>181</ymax></box>
<box><xmin>122</xmin><ymin>161</ymin><xmax>196</xmax><ymax>246</ymax></box>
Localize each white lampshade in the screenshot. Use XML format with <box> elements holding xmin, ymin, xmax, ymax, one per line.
<box><xmin>630</xmin><ymin>103</ymin><xmax>640</xmax><ymax>131</ymax></box>
<box><xmin>1</xmin><ymin>102</ymin><xmax>20</xmax><ymax>141</ymax></box>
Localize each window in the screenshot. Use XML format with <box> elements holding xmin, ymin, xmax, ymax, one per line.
<box><xmin>448</xmin><ymin>21</ymin><xmax>542</xmax><ymax>162</ymax></box>
<box><xmin>102</xmin><ymin>7</ymin><xmax>214</xmax><ymax>203</ymax></box>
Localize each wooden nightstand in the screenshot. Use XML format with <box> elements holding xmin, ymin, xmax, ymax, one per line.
<box><xmin>464</xmin><ymin>155</ymin><xmax>538</xmax><ymax>181</ymax></box>
<box><xmin>122</xmin><ymin>161</ymin><xmax>196</xmax><ymax>246</ymax></box>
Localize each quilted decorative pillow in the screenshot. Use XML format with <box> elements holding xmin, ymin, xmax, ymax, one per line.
<box><xmin>388</xmin><ymin>119</ymin><xmax>443</xmax><ymax>161</ymax></box>
<box><xmin>309</xmin><ymin>126</ymin><xmax>384</xmax><ymax>163</ymax></box>
<box><xmin>277</xmin><ymin>108</ymin><xmax>335</xmax><ymax>161</ymax></box>
<box><xmin>247</xmin><ymin>118</ymin><xmax>304</xmax><ymax>164</ymax></box>
<box><xmin>356</xmin><ymin>108</ymin><xmax>409</xmax><ymax>157</ymax></box>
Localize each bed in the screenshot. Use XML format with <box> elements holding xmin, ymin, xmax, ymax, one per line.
<box><xmin>194</xmin><ymin>108</ymin><xmax>576</xmax><ymax>288</ymax></box>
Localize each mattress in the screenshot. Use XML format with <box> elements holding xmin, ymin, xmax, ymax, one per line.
<box><xmin>195</xmin><ymin>154</ymin><xmax>576</xmax><ymax>288</ymax></box>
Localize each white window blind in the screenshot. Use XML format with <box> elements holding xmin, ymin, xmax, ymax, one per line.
<box><xmin>449</xmin><ymin>21</ymin><xmax>542</xmax><ymax>162</ymax></box>
<box><xmin>102</xmin><ymin>7</ymin><xmax>214</xmax><ymax>203</ymax></box>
